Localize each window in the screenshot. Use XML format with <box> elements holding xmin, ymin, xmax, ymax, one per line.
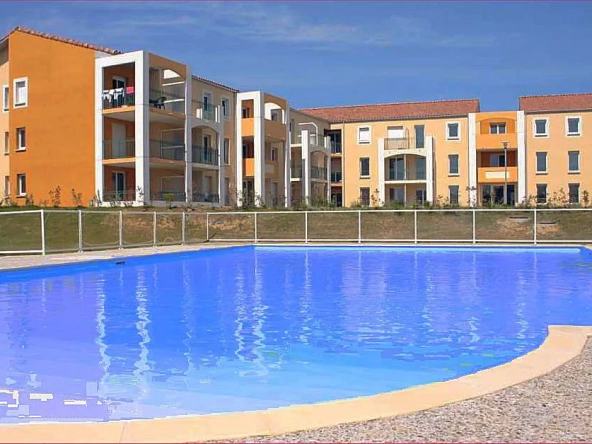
<box><xmin>536</xmin><ymin>184</ymin><xmax>547</xmax><ymax>204</ymax></box>
<box><xmin>13</xmin><ymin>78</ymin><xmax>28</xmax><ymax>108</ymax></box>
<box><xmin>536</xmin><ymin>152</ymin><xmax>547</xmax><ymax>173</ymax></box>
<box><xmin>241</xmin><ymin>107</ymin><xmax>250</xmax><ymax>118</ymax></box>
<box><xmin>4</xmin><ymin>176</ymin><xmax>9</xmax><ymax>197</ymax></box>
<box><xmin>414</xmin><ymin>125</ymin><xmax>425</xmax><ymax>149</ymax></box>
<box><xmin>490</xmin><ymin>123</ymin><xmax>506</xmax><ymax>134</ymax></box>
<box><xmin>568</xmin><ymin>150</ymin><xmax>580</xmax><ymax>173</ymax></box>
<box><xmin>534</xmin><ymin>118</ymin><xmax>548</xmax><ymax>137</ymax></box>
<box><xmin>449</xmin><ymin>185</ymin><xmax>459</xmax><ymax>205</ymax></box>
<box><xmin>359</xmin><ymin>157</ymin><xmax>370</xmax><ymax>177</ymax></box>
<box><xmin>16</xmin><ymin>174</ymin><xmax>26</xmax><ymax>196</ymax></box>
<box><xmin>3</xmin><ymin>132</ymin><xmax>8</xmax><ymax>154</ymax></box>
<box><xmin>221</xmin><ymin>98</ymin><xmax>230</xmax><ymax>119</ymax></box>
<box><xmin>1</xmin><ymin>85</ymin><xmax>8</xmax><ymax>111</ymax></box>
<box><xmin>360</xmin><ymin>187</ymin><xmax>370</xmax><ymax>206</ymax></box>
<box><xmin>566</xmin><ymin>116</ymin><xmax>581</xmax><ymax>136</ymax></box>
<box><xmin>223</xmin><ymin>138</ymin><xmax>230</xmax><ymax>165</ymax></box>
<box><xmin>490</xmin><ymin>154</ymin><xmax>506</xmax><ymax>167</ymax></box>
<box><xmin>568</xmin><ymin>183</ymin><xmax>580</xmax><ymax>204</ymax></box>
<box><xmin>16</xmin><ymin>128</ymin><xmax>26</xmax><ymax>151</ymax></box>
<box><xmin>448</xmin><ymin>154</ymin><xmax>459</xmax><ymax>175</ymax></box>
<box><xmin>271</xmin><ymin>148</ymin><xmax>277</xmax><ymax>161</ymax></box>
<box><xmin>357</xmin><ymin>126</ymin><xmax>371</xmax><ymax>144</ymax></box>
<box><xmin>446</xmin><ymin>122</ymin><xmax>460</xmax><ymax>140</ymax></box>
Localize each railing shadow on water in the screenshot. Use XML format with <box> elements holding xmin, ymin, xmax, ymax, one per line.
<box><xmin>0</xmin><ymin>208</ymin><xmax>591</xmax><ymax>255</ymax></box>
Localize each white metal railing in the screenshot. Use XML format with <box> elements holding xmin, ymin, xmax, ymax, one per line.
<box><xmin>0</xmin><ymin>208</ymin><xmax>591</xmax><ymax>256</ymax></box>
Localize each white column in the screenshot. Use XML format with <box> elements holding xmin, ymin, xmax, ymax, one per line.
<box><xmin>517</xmin><ymin>110</ymin><xmax>527</xmax><ymax>205</ymax></box>
<box><xmin>94</xmin><ymin>63</ymin><xmax>104</xmax><ymax>204</ymax></box>
<box><xmin>235</xmin><ymin>97</ymin><xmax>244</xmax><ymax>207</ymax></box>
<box><xmin>325</xmin><ymin>136</ymin><xmax>331</xmax><ymax>203</ymax></box>
<box><xmin>377</xmin><ymin>138</ymin><xmax>385</xmax><ymax>205</ymax></box>
<box><xmin>284</xmin><ymin>108</ymin><xmax>291</xmax><ymax>207</ymax></box>
<box><xmin>218</xmin><ymin>119</ymin><xmax>225</xmax><ymax>206</ymax></box>
<box><xmin>468</xmin><ymin>112</ymin><xmax>477</xmax><ymax>207</ymax></box>
<box><xmin>253</xmin><ymin>92</ymin><xmax>265</xmax><ymax>206</ymax></box>
<box><xmin>302</xmin><ymin>129</ymin><xmax>310</xmax><ymax>205</ymax></box>
<box><xmin>425</xmin><ymin>136</ymin><xmax>434</xmax><ymax>203</ymax></box>
<box><xmin>135</xmin><ymin>52</ymin><xmax>150</xmax><ymax>205</ymax></box>
<box><xmin>185</xmin><ymin>72</ymin><xmax>193</xmax><ymax>205</ymax></box>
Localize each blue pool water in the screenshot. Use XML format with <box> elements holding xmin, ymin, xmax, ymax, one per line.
<box><xmin>0</xmin><ymin>246</ymin><xmax>592</xmax><ymax>423</ymax></box>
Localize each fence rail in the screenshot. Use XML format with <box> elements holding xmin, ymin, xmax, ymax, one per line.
<box><xmin>0</xmin><ymin>208</ymin><xmax>591</xmax><ymax>256</ymax></box>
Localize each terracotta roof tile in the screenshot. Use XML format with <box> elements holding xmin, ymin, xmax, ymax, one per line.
<box><xmin>2</xmin><ymin>26</ymin><xmax>123</xmax><ymax>55</ymax></box>
<box><xmin>192</xmin><ymin>75</ymin><xmax>239</xmax><ymax>93</ymax></box>
<box><xmin>299</xmin><ymin>99</ymin><xmax>480</xmax><ymax>123</ymax></box>
<box><xmin>519</xmin><ymin>93</ymin><xmax>592</xmax><ymax>113</ymax></box>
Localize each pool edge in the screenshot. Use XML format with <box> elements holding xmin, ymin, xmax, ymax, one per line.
<box><xmin>0</xmin><ymin>325</ymin><xmax>590</xmax><ymax>443</ymax></box>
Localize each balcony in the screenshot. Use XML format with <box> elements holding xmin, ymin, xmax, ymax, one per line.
<box><xmin>103</xmin><ymin>189</ymin><xmax>135</xmax><ymax>202</ymax></box>
<box><xmin>149</xmin><ymin>88</ymin><xmax>185</xmax><ymax>114</ymax></box>
<box><xmin>153</xmin><ymin>190</ymin><xmax>186</xmax><ymax>201</ymax></box>
<box><xmin>243</xmin><ymin>158</ymin><xmax>255</xmax><ymax>177</ymax></box>
<box><xmin>384</xmin><ymin>137</ymin><xmax>424</xmax><ymax>151</ymax></box>
<box><xmin>193</xmin><ymin>192</ymin><xmax>220</xmax><ymax>204</ymax></box>
<box><xmin>387</xmin><ymin>169</ymin><xmax>426</xmax><ymax>181</ymax></box>
<box><xmin>311</xmin><ymin>166</ymin><xmax>328</xmax><ymax>180</ymax></box>
<box><xmin>331</xmin><ymin>171</ymin><xmax>342</xmax><ymax>183</ymax></box>
<box><xmin>150</xmin><ymin>140</ymin><xmax>185</xmax><ymax>161</ymax></box>
<box><xmin>103</xmin><ymin>139</ymin><xmax>135</xmax><ymax>159</ymax></box>
<box><xmin>102</xmin><ymin>87</ymin><xmax>135</xmax><ymax>110</ymax></box>
<box><xmin>478</xmin><ymin>166</ymin><xmax>518</xmax><ymax>183</ymax></box>
<box><xmin>330</xmin><ymin>141</ymin><xmax>342</xmax><ymax>155</ymax></box>
<box><xmin>192</xmin><ymin>100</ymin><xmax>219</xmax><ymax>123</ymax></box>
<box><xmin>192</xmin><ymin>145</ymin><xmax>218</xmax><ymax>166</ymax></box>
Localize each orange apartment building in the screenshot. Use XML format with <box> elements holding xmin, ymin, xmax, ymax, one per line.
<box><xmin>1</xmin><ymin>26</ymin><xmax>591</xmax><ymax>209</ymax></box>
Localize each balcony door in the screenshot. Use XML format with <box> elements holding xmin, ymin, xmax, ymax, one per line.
<box><xmin>111</xmin><ymin>171</ymin><xmax>126</xmax><ymax>200</ymax></box>
<box><xmin>112</xmin><ymin>123</ymin><xmax>126</xmax><ymax>158</ymax></box>
<box><xmin>388</xmin><ymin>157</ymin><xmax>405</xmax><ymax>180</ymax></box>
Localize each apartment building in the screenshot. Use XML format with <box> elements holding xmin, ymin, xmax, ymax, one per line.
<box><xmin>2</xmin><ymin>26</ymin><xmax>591</xmax><ymax>209</ymax></box>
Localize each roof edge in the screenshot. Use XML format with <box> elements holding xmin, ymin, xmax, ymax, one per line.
<box><xmin>300</xmin><ymin>97</ymin><xmax>481</xmax><ymax>112</ymax></box>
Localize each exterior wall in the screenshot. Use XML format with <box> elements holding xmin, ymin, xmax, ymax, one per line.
<box><xmin>525</xmin><ymin>110</ymin><xmax>592</xmax><ymax>203</ymax></box>
<box><xmin>8</xmin><ymin>30</ymin><xmax>97</xmax><ymax>206</ymax></box>
<box><xmin>338</xmin><ymin>117</ymin><xmax>470</xmax><ymax>206</ymax></box>
<box><xmin>0</xmin><ymin>48</ymin><xmax>9</xmax><ymax>200</ymax></box>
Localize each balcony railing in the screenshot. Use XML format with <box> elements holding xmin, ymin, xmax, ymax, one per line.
<box><xmin>192</xmin><ymin>100</ymin><xmax>218</xmax><ymax>122</ymax></box>
<box><xmin>330</xmin><ymin>141</ymin><xmax>342</xmax><ymax>154</ymax></box>
<box><xmin>149</xmin><ymin>88</ymin><xmax>185</xmax><ymax>114</ymax></box>
<box><xmin>387</xmin><ymin>169</ymin><xmax>427</xmax><ymax>181</ymax></box>
<box><xmin>295</xmin><ymin>133</ymin><xmax>326</xmax><ymax>148</ymax></box>
<box><xmin>150</xmin><ymin>140</ymin><xmax>185</xmax><ymax>161</ymax></box>
<box><xmin>193</xmin><ymin>192</ymin><xmax>220</xmax><ymax>204</ymax></box>
<box><xmin>102</xmin><ymin>87</ymin><xmax>135</xmax><ymax>110</ymax></box>
<box><xmin>103</xmin><ymin>138</ymin><xmax>135</xmax><ymax>159</ymax></box>
<box><xmin>331</xmin><ymin>171</ymin><xmax>342</xmax><ymax>183</ymax></box>
<box><xmin>291</xmin><ymin>164</ymin><xmax>302</xmax><ymax>178</ymax></box>
<box><xmin>192</xmin><ymin>145</ymin><xmax>218</xmax><ymax>166</ymax></box>
<box><xmin>311</xmin><ymin>166</ymin><xmax>328</xmax><ymax>180</ymax></box>
<box><xmin>154</xmin><ymin>190</ymin><xmax>186</xmax><ymax>201</ymax></box>
<box><xmin>103</xmin><ymin>189</ymin><xmax>135</xmax><ymax>202</ymax></box>
<box><xmin>384</xmin><ymin>137</ymin><xmax>424</xmax><ymax>150</ymax></box>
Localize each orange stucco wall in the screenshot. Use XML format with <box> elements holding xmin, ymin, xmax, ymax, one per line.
<box><xmin>476</xmin><ymin>111</ymin><xmax>518</xmax><ymax>149</ymax></box>
<box><xmin>8</xmin><ymin>30</ymin><xmax>97</xmax><ymax>206</ymax></box>
<box><xmin>0</xmin><ymin>48</ymin><xmax>9</xmax><ymax>198</ymax></box>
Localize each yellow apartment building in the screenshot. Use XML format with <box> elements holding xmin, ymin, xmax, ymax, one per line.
<box><xmin>1</xmin><ymin>26</ymin><xmax>591</xmax><ymax>209</ymax></box>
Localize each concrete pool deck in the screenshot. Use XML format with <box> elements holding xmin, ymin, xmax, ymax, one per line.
<box><xmin>0</xmin><ymin>244</ymin><xmax>591</xmax><ymax>443</ymax></box>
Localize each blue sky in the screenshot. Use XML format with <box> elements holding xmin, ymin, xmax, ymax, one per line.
<box><xmin>1</xmin><ymin>1</ymin><xmax>592</xmax><ymax>111</ymax></box>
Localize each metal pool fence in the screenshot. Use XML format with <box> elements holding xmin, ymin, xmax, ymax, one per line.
<box><xmin>0</xmin><ymin>208</ymin><xmax>591</xmax><ymax>255</ymax></box>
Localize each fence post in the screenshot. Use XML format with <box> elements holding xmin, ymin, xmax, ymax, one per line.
<box><xmin>413</xmin><ymin>210</ymin><xmax>418</xmax><ymax>245</ymax></box>
<box><xmin>78</xmin><ymin>209</ymin><xmax>83</xmax><ymax>252</ymax></box>
<box><xmin>533</xmin><ymin>207</ymin><xmax>537</xmax><ymax>245</ymax></box>
<box><xmin>254</xmin><ymin>212</ymin><xmax>258</xmax><ymax>243</ymax></box>
<box><xmin>304</xmin><ymin>211</ymin><xmax>308</xmax><ymax>243</ymax></box>
<box><xmin>181</xmin><ymin>212</ymin><xmax>186</xmax><ymax>246</ymax></box>
<box><xmin>119</xmin><ymin>211</ymin><xmax>123</xmax><ymax>249</ymax></box>
<box><xmin>472</xmin><ymin>209</ymin><xmax>476</xmax><ymax>245</ymax></box>
<box><xmin>206</xmin><ymin>212</ymin><xmax>210</xmax><ymax>241</ymax></box>
<box><xmin>40</xmin><ymin>210</ymin><xmax>46</xmax><ymax>256</ymax></box>
<box><xmin>358</xmin><ymin>210</ymin><xmax>361</xmax><ymax>244</ymax></box>
<box><xmin>153</xmin><ymin>211</ymin><xmax>157</xmax><ymax>247</ymax></box>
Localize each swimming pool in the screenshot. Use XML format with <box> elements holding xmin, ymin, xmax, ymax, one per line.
<box><xmin>0</xmin><ymin>246</ymin><xmax>591</xmax><ymax>423</ymax></box>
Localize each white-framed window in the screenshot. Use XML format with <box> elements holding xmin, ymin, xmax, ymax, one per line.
<box><xmin>535</xmin><ymin>152</ymin><xmax>547</xmax><ymax>174</ymax></box>
<box><xmin>536</xmin><ymin>184</ymin><xmax>547</xmax><ymax>204</ymax></box>
<box><xmin>223</xmin><ymin>138</ymin><xmax>230</xmax><ymax>165</ymax></box>
<box><xmin>490</xmin><ymin>123</ymin><xmax>506</xmax><ymax>134</ymax></box>
<box><xmin>448</xmin><ymin>154</ymin><xmax>459</xmax><ymax>175</ymax></box>
<box><xmin>568</xmin><ymin>150</ymin><xmax>580</xmax><ymax>173</ymax></box>
<box><xmin>568</xmin><ymin>183</ymin><xmax>580</xmax><ymax>204</ymax></box>
<box><xmin>4</xmin><ymin>176</ymin><xmax>9</xmax><ymax>197</ymax></box>
<box><xmin>16</xmin><ymin>174</ymin><xmax>26</xmax><ymax>196</ymax></box>
<box><xmin>1</xmin><ymin>85</ymin><xmax>8</xmax><ymax>112</ymax></box>
<box><xmin>359</xmin><ymin>157</ymin><xmax>370</xmax><ymax>177</ymax></box>
<box><xmin>13</xmin><ymin>78</ymin><xmax>28</xmax><ymax>108</ymax></box>
<box><xmin>446</xmin><ymin>121</ymin><xmax>460</xmax><ymax>140</ymax></box>
<box><xmin>565</xmin><ymin>116</ymin><xmax>581</xmax><ymax>137</ymax></box>
<box><xmin>3</xmin><ymin>132</ymin><xmax>8</xmax><ymax>154</ymax></box>
<box><xmin>357</xmin><ymin>126</ymin><xmax>371</xmax><ymax>144</ymax></box>
<box><xmin>241</xmin><ymin>107</ymin><xmax>250</xmax><ymax>118</ymax></box>
<box><xmin>449</xmin><ymin>185</ymin><xmax>459</xmax><ymax>205</ymax></box>
<box><xmin>16</xmin><ymin>128</ymin><xmax>26</xmax><ymax>151</ymax></box>
<box><xmin>533</xmin><ymin>118</ymin><xmax>549</xmax><ymax>137</ymax></box>
<box><xmin>221</xmin><ymin>97</ymin><xmax>230</xmax><ymax>119</ymax></box>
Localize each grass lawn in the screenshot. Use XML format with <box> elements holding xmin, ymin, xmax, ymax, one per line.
<box><xmin>0</xmin><ymin>207</ymin><xmax>591</xmax><ymax>254</ymax></box>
